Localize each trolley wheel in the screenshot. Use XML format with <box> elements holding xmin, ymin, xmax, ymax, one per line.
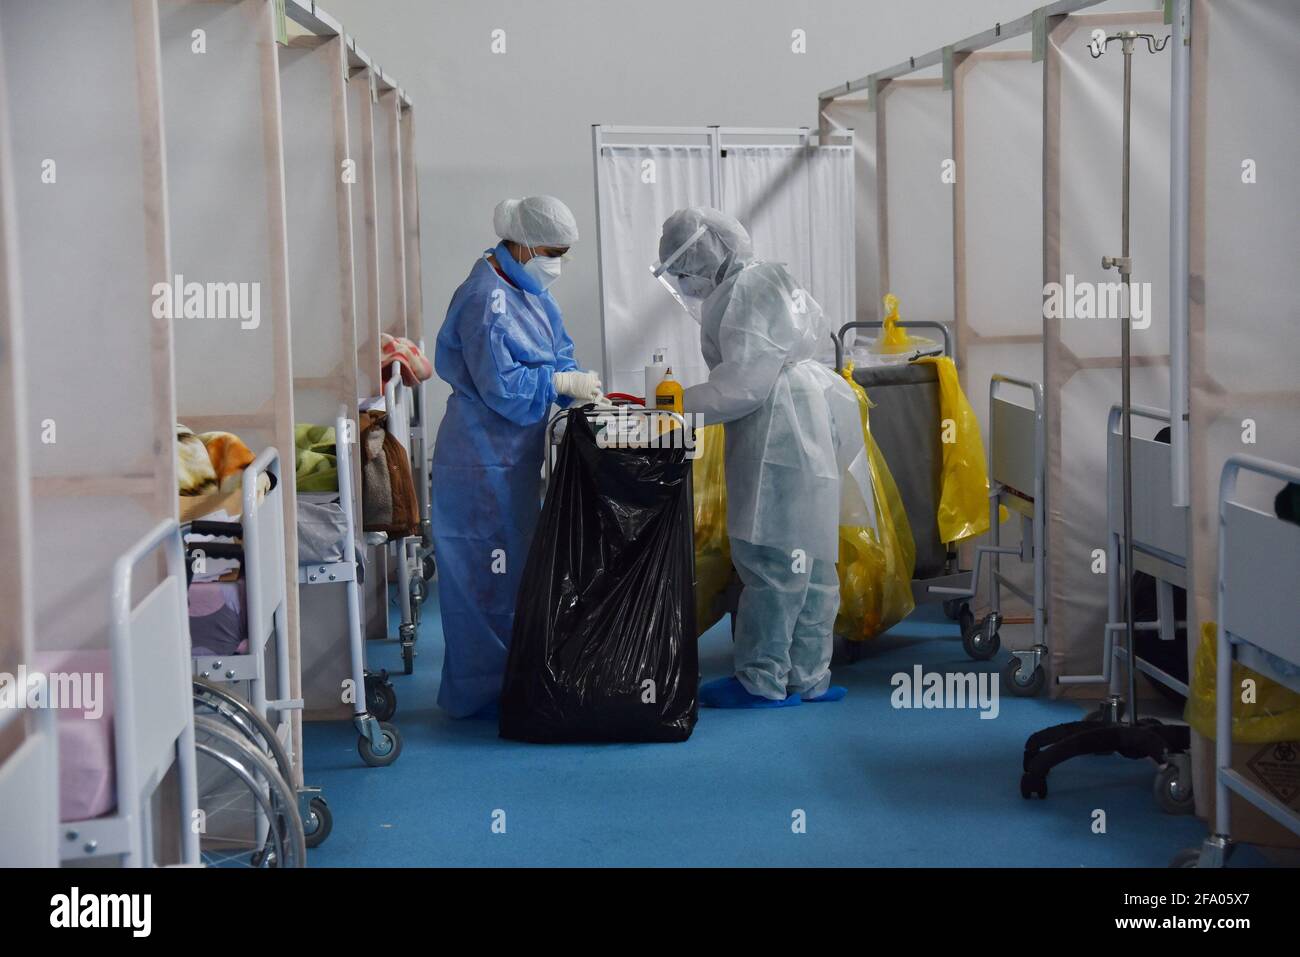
<box><xmin>303</xmin><ymin>796</ymin><xmax>333</xmax><ymax>849</ymax></box>
<box><xmin>365</xmin><ymin>675</ymin><xmax>397</xmax><ymax>722</ymax></box>
<box><xmin>1154</xmin><ymin>762</ymin><xmax>1195</xmax><ymax>816</ymax></box>
<box><xmin>401</xmin><ymin>642</ymin><xmax>414</xmax><ymax>675</ymax></box>
<box><xmin>1002</xmin><ymin>656</ymin><xmax>1045</xmax><ymax>697</ymax></box>
<box><xmin>943</xmin><ymin>598</ymin><xmax>964</xmax><ymax>621</ymax></box>
<box><xmin>1020</xmin><ymin>772</ymin><xmax>1047</xmax><ymax>800</ymax></box>
<box><xmin>1169</xmin><ymin>848</ymin><xmax>1201</xmax><ymax>869</ymax></box>
<box><xmin>421</xmin><ymin>553</ymin><xmax>436</xmax><ymax>583</ymax></box>
<box><xmin>358</xmin><ymin>722</ymin><xmax>403</xmax><ymax>767</ymax></box>
<box><xmin>963</xmin><ymin>618</ymin><xmax>1000</xmax><ymax>660</ymax></box>
<box><xmin>958</xmin><ymin>603</ymin><xmax>975</xmax><ymax>638</ymax></box>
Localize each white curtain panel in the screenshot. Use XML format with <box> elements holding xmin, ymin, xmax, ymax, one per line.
<box><xmin>1188</xmin><ymin>0</ymin><xmax>1300</xmax><ymax>625</ymax></box>
<box><xmin>596</xmin><ymin>144</ymin><xmax>713</xmax><ymax>395</ymax></box>
<box><xmin>721</xmin><ymin>143</ymin><xmax>854</xmax><ymax>364</ymax></box>
<box><xmin>596</xmin><ymin>136</ymin><xmax>855</xmax><ymax>394</ymax></box>
<box><xmin>822</xmin><ymin>99</ymin><xmax>878</xmax><ymax>334</ymax></box>
<box><xmin>879</xmin><ymin>80</ymin><xmax>954</xmax><ymax>328</ymax></box>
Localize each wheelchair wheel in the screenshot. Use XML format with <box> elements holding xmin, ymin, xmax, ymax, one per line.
<box><xmin>193</xmin><ymin>677</ymin><xmax>292</xmax><ymax>787</ymax></box>
<box><xmin>192</xmin><ymin>715</ymin><xmax>306</xmax><ymax>868</ymax></box>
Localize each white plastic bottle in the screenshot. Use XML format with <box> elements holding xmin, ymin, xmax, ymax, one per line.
<box><xmin>644</xmin><ymin>347</ymin><xmax>668</xmax><ymax>404</ymax></box>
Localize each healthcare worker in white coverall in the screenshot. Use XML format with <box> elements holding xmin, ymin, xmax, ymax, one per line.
<box><xmin>653</xmin><ymin>207</ymin><xmax>872</xmax><ymax>709</ymax></box>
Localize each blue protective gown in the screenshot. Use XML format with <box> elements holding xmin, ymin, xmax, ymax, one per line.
<box><xmin>430</xmin><ymin>244</ymin><xmax>578</xmax><ymax>717</ymax></box>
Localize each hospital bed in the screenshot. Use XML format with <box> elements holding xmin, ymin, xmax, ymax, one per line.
<box><xmin>58</xmin><ymin>519</ymin><xmax>201</xmax><ymax>866</ymax></box>
<box><xmin>299</xmin><ymin>410</ymin><xmax>403</xmax><ymax>769</ymax></box>
<box><xmin>1177</xmin><ymin>455</ymin><xmax>1300</xmax><ymax>866</ymax></box>
<box><xmin>185</xmin><ymin>449</ymin><xmax>339</xmax><ymax>843</ymax></box>
<box><xmin>936</xmin><ymin>375</ymin><xmax>1048</xmax><ymax>695</ymax></box>
<box><xmin>0</xmin><ymin>695</ymin><xmax>59</xmax><ymax>865</ymax></box>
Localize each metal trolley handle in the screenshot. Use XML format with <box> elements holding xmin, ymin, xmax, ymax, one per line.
<box><xmin>831</xmin><ymin>320</ymin><xmax>953</xmax><ymax>373</ymax></box>
<box><xmin>544</xmin><ymin>406</ymin><xmax>689</xmax><ymax>481</ymax></box>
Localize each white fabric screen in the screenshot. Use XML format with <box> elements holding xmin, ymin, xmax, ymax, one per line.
<box><xmin>596</xmin><ymin>143</ymin><xmax>714</xmax><ymax>395</ymax></box>
<box><xmin>4</xmin><ymin>0</ymin><xmax>176</xmax><ymax>654</ymax></box>
<box><xmin>952</xmin><ymin>52</ymin><xmax>1046</xmax><ymax>623</ymax></box>
<box><xmin>878</xmin><ymin>79</ymin><xmax>954</xmax><ymax>328</ymax></box>
<box><xmin>595</xmin><ymin>132</ymin><xmax>856</xmax><ymax>396</ymax></box>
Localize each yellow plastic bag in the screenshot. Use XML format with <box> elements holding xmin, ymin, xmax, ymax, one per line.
<box><xmin>914</xmin><ymin>354</ymin><xmax>997</xmax><ymax>545</ymax></box>
<box><xmin>692</xmin><ymin>424</ymin><xmax>732</xmax><ymax>637</ymax></box>
<box><xmin>836</xmin><ymin>363</ymin><xmax>916</xmax><ymax>641</ymax></box>
<box><xmin>1184</xmin><ymin>622</ymin><xmax>1300</xmax><ymax>744</ymax></box>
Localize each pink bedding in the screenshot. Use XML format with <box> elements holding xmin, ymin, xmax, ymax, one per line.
<box><xmin>34</xmin><ymin>649</ymin><xmax>116</xmax><ymax>823</ymax></box>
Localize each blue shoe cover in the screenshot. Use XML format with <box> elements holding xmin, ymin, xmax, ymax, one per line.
<box><xmin>700</xmin><ymin>676</ymin><xmax>801</xmax><ymax>709</ymax></box>
<box><xmin>802</xmin><ymin>685</ymin><xmax>847</xmax><ymax>703</ymax></box>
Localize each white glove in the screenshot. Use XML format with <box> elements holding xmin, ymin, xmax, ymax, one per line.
<box><xmin>554</xmin><ymin>370</ymin><xmax>602</xmax><ymax>403</ymax></box>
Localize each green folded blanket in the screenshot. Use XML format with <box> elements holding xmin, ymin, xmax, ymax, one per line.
<box><xmin>295</xmin><ymin>423</ymin><xmax>339</xmax><ymax>493</ymax></box>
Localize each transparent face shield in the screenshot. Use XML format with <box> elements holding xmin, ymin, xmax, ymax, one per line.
<box><xmin>650</xmin><ymin>225</ymin><xmax>709</xmax><ymax>324</ymax></box>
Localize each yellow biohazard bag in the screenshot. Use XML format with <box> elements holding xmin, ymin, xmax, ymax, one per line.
<box><xmin>692</xmin><ymin>424</ymin><xmax>732</xmax><ymax>637</ymax></box>
<box><xmin>914</xmin><ymin>354</ymin><xmax>997</xmax><ymax>545</ymax></box>
<box><xmin>836</xmin><ymin>363</ymin><xmax>916</xmax><ymax>641</ymax></box>
<box><xmin>1184</xmin><ymin>622</ymin><xmax>1300</xmax><ymax>744</ymax></box>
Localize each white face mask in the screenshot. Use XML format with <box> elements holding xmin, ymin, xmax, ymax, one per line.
<box><xmin>524</xmin><ymin>254</ymin><xmax>562</xmax><ymax>290</ymax></box>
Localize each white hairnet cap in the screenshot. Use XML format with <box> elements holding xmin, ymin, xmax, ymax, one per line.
<box><xmin>658</xmin><ymin>207</ymin><xmax>753</xmax><ymax>286</ymax></box>
<box><xmin>493</xmin><ymin>195</ymin><xmax>580</xmax><ymax>248</ymax></box>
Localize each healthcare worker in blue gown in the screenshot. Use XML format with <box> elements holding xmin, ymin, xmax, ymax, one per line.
<box><xmin>431</xmin><ymin>196</ymin><xmax>603</xmax><ymax>718</ymax></box>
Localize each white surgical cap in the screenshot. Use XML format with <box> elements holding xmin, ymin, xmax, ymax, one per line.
<box><xmin>658</xmin><ymin>207</ymin><xmax>753</xmax><ymax>286</ymax></box>
<box><xmin>493</xmin><ymin>195</ymin><xmax>580</xmax><ymax>248</ymax></box>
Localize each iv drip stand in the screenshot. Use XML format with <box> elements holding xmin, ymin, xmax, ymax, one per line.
<box><xmin>1018</xmin><ymin>30</ymin><xmax>1188</xmax><ymax>804</ymax></box>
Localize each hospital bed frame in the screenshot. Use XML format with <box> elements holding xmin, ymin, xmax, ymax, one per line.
<box><xmin>187</xmin><ymin>450</ymin><xmax>334</xmax><ymax>837</ymax></box>
<box><xmin>1181</xmin><ymin>455</ymin><xmax>1300</xmax><ymax>867</ymax></box>
<box><xmin>384</xmin><ymin>361</ymin><xmax>430</xmax><ymax>676</ymax></box>
<box><xmin>62</xmin><ymin>519</ymin><xmax>201</xmax><ymax>866</ymax></box>
<box><xmin>0</xmin><ymin>692</ymin><xmax>59</xmax><ymax>865</ymax></box>
<box><xmin>935</xmin><ymin>375</ymin><xmax>1048</xmax><ymax>696</ymax></box>
<box><xmin>299</xmin><ymin>410</ymin><xmax>403</xmax><ymax>769</ymax></box>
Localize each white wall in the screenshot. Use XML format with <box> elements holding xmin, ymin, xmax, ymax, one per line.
<box><xmin>325</xmin><ymin>0</ymin><xmax>1154</xmax><ymax>427</ymax></box>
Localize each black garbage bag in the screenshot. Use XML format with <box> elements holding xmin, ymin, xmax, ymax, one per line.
<box><xmin>499</xmin><ymin>410</ymin><xmax>698</xmax><ymax>743</ymax></box>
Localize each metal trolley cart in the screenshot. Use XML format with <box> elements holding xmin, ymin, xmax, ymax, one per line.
<box><xmin>1177</xmin><ymin>455</ymin><xmax>1300</xmax><ymax>866</ymax></box>
<box><xmin>384</xmin><ymin>361</ymin><xmax>426</xmax><ymax>675</ymax></box>
<box><xmin>934</xmin><ymin>375</ymin><xmax>1048</xmax><ymax>695</ymax></box>
<box><xmin>831</xmin><ymin>321</ymin><xmax>987</xmax><ymax>657</ymax></box>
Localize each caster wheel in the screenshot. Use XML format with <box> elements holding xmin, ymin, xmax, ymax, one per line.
<box><xmin>401</xmin><ymin>642</ymin><xmax>414</xmax><ymax>675</ymax></box>
<box><xmin>304</xmin><ymin>796</ymin><xmax>333</xmax><ymax>849</ymax></box>
<box><xmin>943</xmin><ymin>598</ymin><xmax>964</xmax><ymax>620</ymax></box>
<box><xmin>1002</xmin><ymin>656</ymin><xmax>1045</xmax><ymax>697</ymax></box>
<box><xmin>1170</xmin><ymin>848</ymin><xmax>1202</xmax><ymax>868</ymax></box>
<box><xmin>958</xmin><ymin>603</ymin><xmax>975</xmax><ymax>638</ymax></box>
<box><xmin>963</xmin><ymin>619</ymin><xmax>1000</xmax><ymax>660</ymax></box>
<box><xmin>1154</xmin><ymin>763</ymin><xmax>1195</xmax><ymax>815</ymax></box>
<box><xmin>365</xmin><ymin>676</ymin><xmax>397</xmax><ymax>722</ymax></box>
<box><xmin>1020</xmin><ymin>773</ymin><xmax>1047</xmax><ymax>800</ymax></box>
<box><xmin>358</xmin><ymin>722</ymin><xmax>403</xmax><ymax>767</ymax></box>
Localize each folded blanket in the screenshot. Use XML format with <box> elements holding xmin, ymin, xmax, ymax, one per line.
<box><xmin>380</xmin><ymin>333</ymin><xmax>432</xmax><ymax>388</ymax></box>
<box><xmin>295</xmin><ymin>423</ymin><xmax>339</xmax><ymax>493</ymax></box>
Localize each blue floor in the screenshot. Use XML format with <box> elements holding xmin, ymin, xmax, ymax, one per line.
<box><xmin>302</xmin><ymin>596</ymin><xmax>1243</xmax><ymax>867</ymax></box>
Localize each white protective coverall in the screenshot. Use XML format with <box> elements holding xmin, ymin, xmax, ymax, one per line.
<box><xmin>656</xmin><ymin>207</ymin><xmax>872</xmax><ymax>699</ymax></box>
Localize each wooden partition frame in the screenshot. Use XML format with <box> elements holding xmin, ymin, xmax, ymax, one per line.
<box><xmin>159</xmin><ymin>0</ymin><xmax>302</xmax><ymax>783</ymax></box>
<box><xmin>399</xmin><ymin>100</ymin><xmax>423</xmax><ymax>346</ymax></box>
<box><xmin>279</xmin><ymin>31</ymin><xmax>365</xmax><ymax>717</ymax></box>
<box><xmin>347</xmin><ymin>58</ymin><xmax>382</xmax><ymax>400</ymax></box>
<box><xmin>373</xmin><ymin>84</ymin><xmax>407</xmax><ymax>342</ymax></box>
<box><xmin>0</xmin><ymin>4</ymin><xmax>36</xmax><ymax>779</ymax></box>
<box><xmin>6</xmin><ymin>0</ymin><xmax>177</xmax><ymax>655</ymax></box>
